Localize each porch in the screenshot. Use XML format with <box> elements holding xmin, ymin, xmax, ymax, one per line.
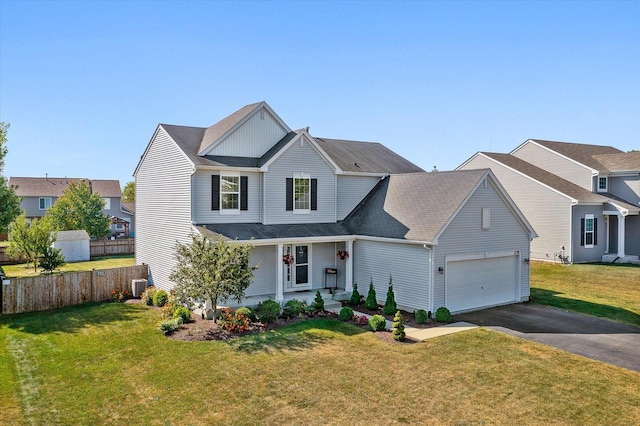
<box><xmin>602</xmin><ymin>210</ymin><xmax>640</xmax><ymax>263</ymax></box>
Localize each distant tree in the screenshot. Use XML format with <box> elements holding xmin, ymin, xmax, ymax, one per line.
<box><xmin>122</xmin><ymin>181</ymin><xmax>135</xmax><ymax>203</ymax></box>
<box><xmin>48</xmin><ymin>180</ymin><xmax>111</xmax><ymax>238</ymax></box>
<box><xmin>170</xmin><ymin>232</ymin><xmax>258</xmax><ymax>321</ymax></box>
<box><xmin>0</xmin><ymin>122</ymin><xmax>22</xmax><ymax>233</ymax></box>
<box><xmin>7</xmin><ymin>214</ymin><xmax>55</xmax><ymax>272</ymax></box>
<box><xmin>629</xmin><ymin>150</ymin><xmax>639</xmax><ymax>153</ymax></box>
<box><xmin>39</xmin><ymin>245</ymin><xmax>66</xmax><ymax>274</ymax></box>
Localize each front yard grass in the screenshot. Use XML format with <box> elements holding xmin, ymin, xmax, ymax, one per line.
<box><xmin>1</xmin><ymin>302</ymin><xmax>639</xmax><ymax>425</ymax></box>
<box><xmin>2</xmin><ymin>255</ymin><xmax>135</xmax><ymax>278</ymax></box>
<box><xmin>531</xmin><ymin>261</ymin><xmax>640</xmax><ymax>327</ymax></box>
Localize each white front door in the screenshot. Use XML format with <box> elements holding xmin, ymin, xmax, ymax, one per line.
<box><xmin>283</xmin><ymin>244</ymin><xmax>311</xmax><ymax>289</ymax></box>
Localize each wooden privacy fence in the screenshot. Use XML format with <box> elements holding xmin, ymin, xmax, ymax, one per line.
<box><xmin>1</xmin><ymin>264</ymin><xmax>148</xmax><ymax>315</ymax></box>
<box><xmin>0</xmin><ymin>238</ymin><xmax>135</xmax><ymax>264</ymax></box>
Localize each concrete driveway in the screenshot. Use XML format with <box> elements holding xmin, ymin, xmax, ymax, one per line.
<box><xmin>456</xmin><ymin>303</ymin><xmax>640</xmax><ymax>373</ymax></box>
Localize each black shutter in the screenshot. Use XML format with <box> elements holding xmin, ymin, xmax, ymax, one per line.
<box><xmin>311</xmin><ymin>178</ymin><xmax>318</xmax><ymax>211</ymax></box>
<box><xmin>580</xmin><ymin>218</ymin><xmax>585</xmax><ymax>246</ymax></box>
<box><xmin>211</xmin><ymin>175</ymin><xmax>220</xmax><ymax>211</ymax></box>
<box><xmin>286</xmin><ymin>178</ymin><xmax>293</xmax><ymax>211</ymax></box>
<box><xmin>593</xmin><ymin>218</ymin><xmax>597</xmax><ymax>245</ymax></box>
<box><xmin>240</xmin><ymin>176</ymin><xmax>248</xmax><ymax>211</ymax></box>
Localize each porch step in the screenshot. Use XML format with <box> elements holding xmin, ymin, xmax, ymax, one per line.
<box><xmin>324</xmin><ymin>299</ymin><xmax>343</xmax><ymax>313</ymax></box>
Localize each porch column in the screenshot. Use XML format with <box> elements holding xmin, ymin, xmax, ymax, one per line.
<box><xmin>276</xmin><ymin>243</ymin><xmax>284</xmax><ymax>302</ymax></box>
<box><xmin>617</xmin><ymin>214</ymin><xmax>626</xmax><ymax>258</ymax></box>
<box><xmin>345</xmin><ymin>240</ymin><xmax>353</xmax><ymax>293</ymax></box>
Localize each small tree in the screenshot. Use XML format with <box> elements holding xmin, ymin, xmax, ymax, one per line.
<box><xmin>349</xmin><ymin>282</ymin><xmax>361</xmax><ymax>306</ymax></box>
<box><xmin>39</xmin><ymin>245</ymin><xmax>66</xmax><ymax>274</ymax></box>
<box><xmin>311</xmin><ymin>289</ymin><xmax>325</xmax><ymax>312</ymax></box>
<box><xmin>365</xmin><ymin>279</ymin><xmax>377</xmax><ymax>310</ymax></box>
<box><xmin>47</xmin><ymin>180</ymin><xmax>111</xmax><ymax>238</ymax></box>
<box><xmin>7</xmin><ymin>214</ymin><xmax>55</xmax><ymax>271</ymax></box>
<box><xmin>383</xmin><ymin>275</ymin><xmax>397</xmax><ymax>315</ymax></box>
<box><xmin>170</xmin><ymin>232</ymin><xmax>257</xmax><ymax>322</ymax></box>
<box><xmin>0</xmin><ymin>122</ymin><xmax>21</xmax><ymax>233</ymax></box>
<box><xmin>122</xmin><ymin>181</ymin><xmax>135</xmax><ymax>203</ymax></box>
<box><xmin>392</xmin><ymin>311</ymin><xmax>406</xmax><ymax>341</ymax></box>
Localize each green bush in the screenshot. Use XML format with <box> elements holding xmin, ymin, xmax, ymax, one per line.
<box><xmin>235</xmin><ymin>306</ymin><xmax>255</xmax><ymax>321</ymax></box>
<box><xmin>140</xmin><ymin>286</ymin><xmax>156</xmax><ymax>306</ymax></box>
<box><xmin>339</xmin><ymin>306</ymin><xmax>354</xmax><ymax>321</ymax></box>
<box><xmin>392</xmin><ymin>311</ymin><xmax>406</xmax><ymax>341</ymax></box>
<box><xmin>368</xmin><ymin>314</ymin><xmax>386</xmax><ymax>332</ymax></box>
<box><xmin>349</xmin><ymin>283</ymin><xmax>361</xmax><ymax>305</ymax></box>
<box><xmin>153</xmin><ymin>290</ymin><xmax>168</xmax><ymax>307</ymax></box>
<box><xmin>257</xmin><ymin>299</ymin><xmax>281</xmax><ymax>323</ymax></box>
<box><xmin>435</xmin><ymin>306</ymin><xmax>452</xmax><ymax>323</ymax></box>
<box><xmin>220</xmin><ymin>308</ymin><xmax>252</xmax><ymax>333</ymax></box>
<box><xmin>173</xmin><ymin>306</ymin><xmax>192</xmax><ymax>323</ymax></box>
<box><xmin>311</xmin><ymin>290</ymin><xmax>324</xmax><ymax>312</ymax></box>
<box><xmin>158</xmin><ymin>317</ymin><xmax>183</xmax><ymax>334</ymax></box>
<box><xmin>365</xmin><ymin>279</ymin><xmax>377</xmax><ymax>310</ymax></box>
<box><xmin>414</xmin><ymin>309</ymin><xmax>428</xmax><ymax>324</ymax></box>
<box><xmin>39</xmin><ymin>245</ymin><xmax>66</xmax><ymax>273</ymax></box>
<box><xmin>282</xmin><ymin>299</ymin><xmax>305</xmax><ymax>319</ymax></box>
<box><xmin>383</xmin><ymin>276</ymin><xmax>397</xmax><ymax>315</ymax></box>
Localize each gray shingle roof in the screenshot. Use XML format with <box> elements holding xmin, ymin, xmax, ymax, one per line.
<box><xmin>9</xmin><ymin>177</ymin><xmax>122</xmax><ymax>197</ymax></box>
<box><xmin>198</xmin><ymin>102</ymin><xmax>263</xmax><ymax>154</ymax></box>
<box><xmin>199</xmin><ymin>222</ymin><xmax>352</xmax><ymax>241</ymax></box>
<box><xmin>528</xmin><ymin>139</ymin><xmax>622</xmax><ymax>171</ymax></box>
<box><xmin>481</xmin><ymin>153</ymin><xmax>607</xmax><ymax>203</ymax></box>
<box><xmin>592</xmin><ymin>152</ymin><xmax>640</xmax><ymax>172</ymax></box>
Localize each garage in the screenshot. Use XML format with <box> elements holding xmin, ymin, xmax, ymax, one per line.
<box><xmin>445</xmin><ymin>252</ymin><xmax>519</xmax><ymax>313</ymax></box>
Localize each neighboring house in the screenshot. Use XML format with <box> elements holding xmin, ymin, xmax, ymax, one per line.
<box><xmin>458</xmin><ymin>139</ymin><xmax>640</xmax><ymax>264</ymax></box>
<box><xmin>135</xmin><ymin>102</ymin><xmax>536</xmax><ymax>313</ymax></box>
<box><xmin>8</xmin><ymin>176</ymin><xmax>135</xmax><ymax>237</ymax></box>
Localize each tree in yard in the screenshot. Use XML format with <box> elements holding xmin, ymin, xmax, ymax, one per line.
<box><xmin>6</xmin><ymin>214</ymin><xmax>56</xmax><ymax>272</ymax></box>
<box><xmin>383</xmin><ymin>274</ymin><xmax>397</xmax><ymax>315</ymax></box>
<box><xmin>0</xmin><ymin>122</ymin><xmax>22</xmax><ymax>233</ymax></box>
<box><xmin>170</xmin><ymin>232</ymin><xmax>258</xmax><ymax>321</ymax></box>
<box><xmin>392</xmin><ymin>311</ymin><xmax>406</xmax><ymax>341</ymax></box>
<box><xmin>39</xmin><ymin>245</ymin><xmax>66</xmax><ymax>274</ymax></box>
<box><xmin>122</xmin><ymin>181</ymin><xmax>135</xmax><ymax>203</ymax></box>
<box><xmin>47</xmin><ymin>180</ymin><xmax>111</xmax><ymax>238</ymax></box>
<box><xmin>365</xmin><ymin>278</ymin><xmax>377</xmax><ymax>310</ymax></box>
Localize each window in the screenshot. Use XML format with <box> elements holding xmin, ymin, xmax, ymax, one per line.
<box><xmin>581</xmin><ymin>214</ymin><xmax>597</xmax><ymax>248</ymax></box>
<box><xmin>211</xmin><ymin>175</ymin><xmax>248</xmax><ymax>211</ymax></box>
<box><xmin>221</xmin><ymin>175</ymin><xmax>239</xmax><ymax>210</ymax></box>
<box><xmin>597</xmin><ymin>176</ymin><xmax>608</xmax><ymax>192</ymax></box>
<box><xmin>115</xmin><ymin>223</ymin><xmax>125</xmax><ymax>230</ymax></box>
<box><xmin>39</xmin><ymin>197</ymin><xmax>52</xmax><ymax>210</ymax></box>
<box><xmin>482</xmin><ymin>208</ymin><xmax>490</xmax><ymax>230</ymax></box>
<box><xmin>103</xmin><ymin>198</ymin><xmax>111</xmax><ymax>210</ymax></box>
<box><xmin>286</xmin><ymin>174</ymin><xmax>317</xmax><ymax>212</ymax></box>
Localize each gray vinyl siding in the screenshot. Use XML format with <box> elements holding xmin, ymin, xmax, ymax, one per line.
<box><xmin>193</xmin><ymin>170</ymin><xmax>262</xmax><ymax>223</ymax></box>
<box><xmin>336</xmin><ymin>175</ymin><xmax>381</xmax><ymax>220</ymax></box>
<box><xmin>135</xmin><ymin>126</ymin><xmax>194</xmax><ymax>291</ymax></box>
<box><xmin>264</xmin><ymin>138</ymin><xmax>336</xmax><ymax>224</ymax></box>
<box><xmin>245</xmin><ymin>245</ymin><xmax>277</xmax><ymax>297</ymax></box>
<box><xmin>571</xmin><ymin>205</ymin><xmax>606</xmax><ymax>263</ymax></box>
<box><xmin>353</xmin><ymin>240</ymin><xmax>431</xmax><ymax>312</ymax></box>
<box><xmin>461</xmin><ymin>156</ymin><xmax>572</xmax><ymax>261</ymax></box>
<box><xmin>103</xmin><ymin>197</ymin><xmax>135</xmax><ymax>236</ymax></box>
<box><xmin>626</xmin><ymin>216</ymin><xmax>640</xmax><ymax>256</ymax></box>
<box><xmin>311</xmin><ymin>242</ymin><xmax>343</xmax><ymax>290</ymax></box>
<box><xmin>19</xmin><ymin>196</ymin><xmax>57</xmax><ymax>218</ymax></box>
<box><xmin>609</xmin><ymin>175</ymin><xmax>640</xmax><ymax>205</ymax></box>
<box><xmin>209</xmin><ymin>109</ymin><xmax>287</xmax><ymax>157</ymax></box>
<box><xmin>512</xmin><ymin>142</ymin><xmax>594</xmax><ymax>190</ymax></box>
<box><xmin>432</xmin><ymin>179</ymin><xmax>531</xmax><ymax>310</ymax></box>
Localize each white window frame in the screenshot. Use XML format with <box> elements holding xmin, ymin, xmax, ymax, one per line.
<box><xmin>597</xmin><ymin>176</ymin><xmax>608</xmax><ymax>193</ymax></box>
<box><xmin>103</xmin><ymin>197</ymin><xmax>111</xmax><ymax>210</ymax></box>
<box><xmin>220</xmin><ymin>173</ymin><xmax>240</xmax><ymax>214</ymax></box>
<box><xmin>293</xmin><ymin>172</ymin><xmax>311</xmax><ymax>214</ymax></box>
<box><xmin>115</xmin><ymin>223</ymin><xmax>125</xmax><ymax>230</ymax></box>
<box><xmin>39</xmin><ymin>197</ymin><xmax>52</xmax><ymax>210</ymax></box>
<box><xmin>584</xmin><ymin>214</ymin><xmax>595</xmax><ymax>248</ymax></box>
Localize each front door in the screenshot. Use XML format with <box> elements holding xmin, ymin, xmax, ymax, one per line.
<box><xmin>294</xmin><ymin>245</ymin><xmax>309</xmax><ymax>287</ymax></box>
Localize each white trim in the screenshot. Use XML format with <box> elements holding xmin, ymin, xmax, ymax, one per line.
<box><xmin>219</xmin><ymin>173</ymin><xmax>241</xmax><ymax>214</ymax></box>
<box><xmin>352</xmin><ymin>235</ymin><xmax>434</xmax><ymax>245</ymax></box>
<box><xmin>39</xmin><ymin>197</ymin><xmax>52</xmax><ymax>210</ymax></box>
<box><xmin>584</xmin><ymin>214</ymin><xmax>595</xmax><ymax>249</ymax></box>
<box><xmin>445</xmin><ymin>249</ymin><xmax>519</xmax><ymax>262</ymax></box>
<box><xmin>292</xmin><ymin>172</ymin><xmax>311</xmax><ymax>213</ymax></box>
<box><xmin>597</xmin><ymin>176</ymin><xmax>608</xmax><ymax>192</ymax></box>
<box><xmin>291</xmin><ymin>244</ymin><xmax>312</xmax><ymax>289</ymax></box>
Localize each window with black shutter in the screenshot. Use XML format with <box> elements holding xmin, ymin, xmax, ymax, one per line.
<box><xmin>211</xmin><ymin>175</ymin><xmax>220</xmax><ymax>210</ymax></box>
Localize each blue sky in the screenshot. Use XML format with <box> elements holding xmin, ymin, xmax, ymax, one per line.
<box><xmin>1</xmin><ymin>1</ymin><xmax>638</xmax><ymax>188</ymax></box>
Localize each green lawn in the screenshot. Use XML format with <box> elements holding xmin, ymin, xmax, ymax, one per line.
<box><xmin>2</xmin><ymin>255</ymin><xmax>135</xmax><ymax>278</ymax></box>
<box><xmin>531</xmin><ymin>261</ymin><xmax>640</xmax><ymax>326</ymax></box>
<box><xmin>1</xmin><ymin>303</ymin><xmax>639</xmax><ymax>425</ymax></box>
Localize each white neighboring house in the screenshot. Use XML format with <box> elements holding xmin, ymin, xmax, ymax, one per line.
<box><xmin>135</xmin><ymin>102</ymin><xmax>536</xmax><ymax>314</ymax></box>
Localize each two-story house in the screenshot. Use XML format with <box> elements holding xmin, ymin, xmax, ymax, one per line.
<box><xmin>458</xmin><ymin>139</ymin><xmax>640</xmax><ymax>263</ymax></box>
<box><xmin>9</xmin><ymin>177</ymin><xmax>135</xmax><ymax>237</ymax></box>
<box><xmin>135</xmin><ymin>102</ymin><xmax>536</xmax><ymax>314</ymax></box>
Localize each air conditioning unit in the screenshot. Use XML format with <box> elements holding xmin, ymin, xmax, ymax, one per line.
<box><xmin>131</xmin><ymin>279</ymin><xmax>148</xmax><ymax>298</ymax></box>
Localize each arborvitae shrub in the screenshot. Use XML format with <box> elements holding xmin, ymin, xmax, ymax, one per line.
<box><xmin>435</xmin><ymin>306</ymin><xmax>452</xmax><ymax>323</ymax></box>
<box><xmin>414</xmin><ymin>309</ymin><xmax>428</xmax><ymax>324</ymax></box>
<box><xmin>257</xmin><ymin>300</ymin><xmax>281</xmax><ymax>323</ymax></box>
<box><xmin>311</xmin><ymin>290</ymin><xmax>325</xmax><ymax>312</ymax></box>
<box><xmin>339</xmin><ymin>306</ymin><xmax>354</xmax><ymax>321</ymax></box>
<box><xmin>283</xmin><ymin>299</ymin><xmax>305</xmax><ymax>318</ymax></box>
<box><xmin>368</xmin><ymin>314</ymin><xmax>386</xmax><ymax>331</ymax></box>
<box><xmin>365</xmin><ymin>280</ymin><xmax>377</xmax><ymax>310</ymax></box>
<box><xmin>153</xmin><ymin>290</ymin><xmax>169</xmax><ymax>307</ymax></box>
<box><xmin>383</xmin><ymin>276</ymin><xmax>397</xmax><ymax>315</ymax></box>
<box><xmin>349</xmin><ymin>283</ymin><xmax>361</xmax><ymax>306</ymax></box>
<box><xmin>392</xmin><ymin>311</ymin><xmax>406</xmax><ymax>341</ymax></box>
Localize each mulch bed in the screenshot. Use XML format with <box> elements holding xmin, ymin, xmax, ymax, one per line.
<box><xmin>345</xmin><ymin>301</ymin><xmax>446</xmax><ymax>330</ymax></box>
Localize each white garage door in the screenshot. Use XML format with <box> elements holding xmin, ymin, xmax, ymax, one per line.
<box><xmin>446</xmin><ymin>254</ymin><xmax>518</xmax><ymax>313</ymax></box>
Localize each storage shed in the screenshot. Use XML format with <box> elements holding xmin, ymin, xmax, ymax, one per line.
<box><xmin>53</xmin><ymin>230</ymin><xmax>90</xmax><ymax>262</ymax></box>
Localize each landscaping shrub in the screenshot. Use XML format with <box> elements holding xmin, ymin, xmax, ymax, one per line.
<box><xmin>140</xmin><ymin>286</ymin><xmax>156</xmax><ymax>306</ymax></box>
<box><xmin>368</xmin><ymin>314</ymin><xmax>386</xmax><ymax>331</ymax></box>
<box><xmin>110</xmin><ymin>287</ymin><xmax>131</xmax><ymax>303</ymax></box>
<box><xmin>339</xmin><ymin>306</ymin><xmax>354</xmax><ymax>321</ymax></box>
<box><xmin>282</xmin><ymin>299</ymin><xmax>305</xmax><ymax>319</ymax></box>
<box><xmin>349</xmin><ymin>282</ymin><xmax>361</xmax><ymax>305</ymax></box>
<box><xmin>220</xmin><ymin>308</ymin><xmax>252</xmax><ymax>333</ymax></box>
<box><xmin>160</xmin><ymin>294</ymin><xmax>178</xmax><ymax>318</ymax></box>
<box><xmin>158</xmin><ymin>317</ymin><xmax>182</xmax><ymax>334</ymax></box>
<box><xmin>173</xmin><ymin>306</ymin><xmax>192</xmax><ymax>323</ymax></box>
<box><xmin>392</xmin><ymin>311</ymin><xmax>406</xmax><ymax>341</ymax></box>
<box><xmin>383</xmin><ymin>275</ymin><xmax>397</xmax><ymax>315</ymax></box>
<box><xmin>235</xmin><ymin>306</ymin><xmax>255</xmax><ymax>321</ymax></box>
<box><xmin>414</xmin><ymin>309</ymin><xmax>428</xmax><ymax>324</ymax></box>
<box><xmin>311</xmin><ymin>290</ymin><xmax>324</xmax><ymax>312</ymax></box>
<box><xmin>435</xmin><ymin>306</ymin><xmax>452</xmax><ymax>323</ymax></box>
<box><xmin>257</xmin><ymin>299</ymin><xmax>281</xmax><ymax>323</ymax></box>
<box><xmin>153</xmin><ymin>290</ymin><xmax>169</xmax><ymax>307</ymax></box>
<box><xmin>365</xmin><ymin>279</ymin><xmax>377</xmax><ymax>310</ymax></box>
<box><xmin>353</xmin><ymin>314</ymin><xmax>369</xmax><ymax>326</ymax></box>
